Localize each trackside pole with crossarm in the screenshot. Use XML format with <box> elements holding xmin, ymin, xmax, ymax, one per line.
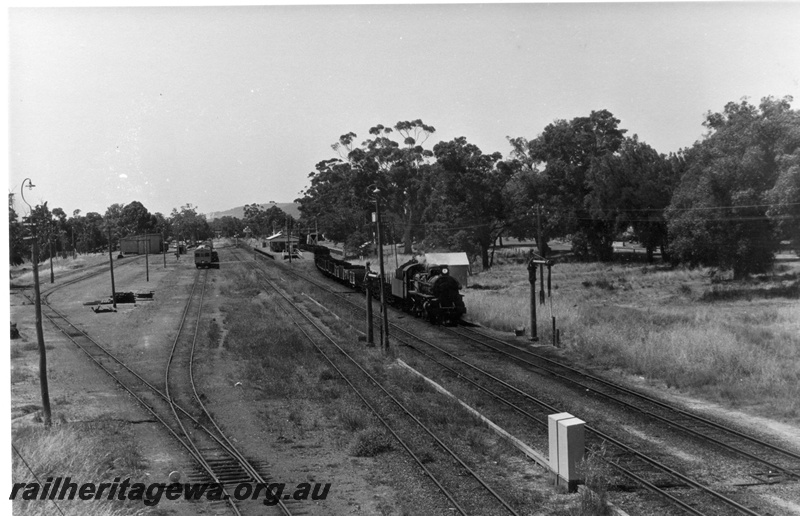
<box><xmin>528</xmin><ymin>259</ymin><xmax>539</xmax><ymax>342</ymax></box>
<box><xmin>374</xmin><ymin>193</ymin><xmax>390</xmax><ymax>353</ymax></box>
<box><xmin>528</xmin><ymin>256</ymin><xmax>554</xmax><ymax>343</ymax></box>
<box><xmin>364</xmin><ymin>263</ymin><xmax>375</xmax><ymax>346</ymax></box>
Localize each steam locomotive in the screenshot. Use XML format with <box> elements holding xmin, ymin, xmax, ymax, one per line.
<box><xmin>308</xmin><ymin>245</ymin><xmax>466</xmax><ymax>325</ymax></box>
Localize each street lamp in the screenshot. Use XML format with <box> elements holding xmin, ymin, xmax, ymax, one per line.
<box><xmin>20</xmin><ymin>178</ymin><xmax>53</xmax><ymax>427</ymax></box>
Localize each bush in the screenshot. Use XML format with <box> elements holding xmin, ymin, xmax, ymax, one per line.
<box><xmin>348</xmin><ymin>427</ymin><xmax>394</xmax><ymax>457</ymax></box>
<box><xmin>337</xmin><ymin>405</ymin><xmax>369</xmax><ymax>433</ymax></box>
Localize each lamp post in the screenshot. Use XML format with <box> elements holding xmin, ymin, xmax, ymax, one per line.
<box><xmin>21</xmin><ymin>178</ymin><xmax>52</xmax><ymax>427</ymax></box>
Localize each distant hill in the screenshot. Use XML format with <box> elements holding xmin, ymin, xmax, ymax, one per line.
<box><xmin>206</xmin><ymin>203</ymin><xmax>301</xmax><ymax>221</ymax></box>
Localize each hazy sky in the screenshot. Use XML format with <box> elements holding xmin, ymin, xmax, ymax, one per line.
<box><xmin>7</xmin><ymin>2</ymin><xmax>800</xmax><ymax>218</ymax></box>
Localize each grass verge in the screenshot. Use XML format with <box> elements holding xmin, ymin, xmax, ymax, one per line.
<box><xmin>464</xmin><ymin>250</ymin><xmax>800</xmax><ymax>420</ymax></box>
<box><xmin>12</xmin><ymin>420</ymin><xmax>151</xmax><ymax>516</ymax></box>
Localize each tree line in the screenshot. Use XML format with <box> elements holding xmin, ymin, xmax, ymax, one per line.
<box><xmin>296</xmin><ymin>97</ymin><xmax>800</xmax><ymax>277</ymax></box>
<box><xmin>8</xmin><ymin>195</ymin><xmax>298</xmax><ymax>267</ymax></box>
<box><xmin>9</xmin><ymin>200</ymin><xmax>215</xmax><ymax>266</ymax></box>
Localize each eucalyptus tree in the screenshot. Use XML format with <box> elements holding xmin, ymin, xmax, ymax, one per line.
<box><xmin>209</xmin><ymin>215</ymin><xmax>244</xmax><ymax>238</ymax></box>
<box><xmin>9</xmin><ymin>193</ymin><xmax>27</xmax><ymax>265</ymax></box>
<box><xmin>297</xmin><ymin>157</ymin><xmax>374</xmax><ymax>253</ymax></box>
<box><xmin>502</xmin><ymin>136</ymin><xmax>549</xmax><ymax>248</ymax></box>
<box><xmin>667</xmin><ymin>95</ymin><xmax>800</xmax><ymax>276</ymax></box>
<box><xmin>424</xmin><ymin>136</ymin><xmax>511</xmax><ymax>269</ymax></box>
<box><xmin>83</xmin><ymin>213</ymin><xmax>106</xmax><ymax>252</ymax></box>
<box><xmin>585</xmin><ymin>137</ymin><xmax>680</xmax><ymax>262</ymax></box>
<box><xmin>243</xmin><ymin>203</ymin><xmax>292</xmax><ymax>237</ymax></box>
<box><xmin>327</xmin><ymin>120</ymin><xmax>436</xmax><ymax>253</ymax></box>
<box><xmin>103</xmin><ymin>203</ymin><xmax>125</xmax><ymax>244</ymax></box>
<box><xmin>119</xmin><ymin>201</ymin><xmax>156</xmax><ymax>235</ymax></box>
<box><xmin>24</xmin><ymin>202</ymin><xmax>55</xmax><ymax>263</ymax></box>
<box><xmin>170</xmin><ymin>204</ymin><xmax>211</xmax><ymax>244</ymax></box>
<box><xmin>243</xmin><ymin>203</ymin><xmax>271</xmax><ymax>237</ymax></box>
<box><xmin>513</xmin><ymin>109</ymin><xmax>628</xmax><ymax>260</ymax></box>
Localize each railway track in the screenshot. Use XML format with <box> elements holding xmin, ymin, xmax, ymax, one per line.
<box><xmin>248</xmin><ymin>246</ymin><xmax>783</xmax><ymax>515</ymax></box>
<box><xmin>387</xmin><ymin>325</ymin><xmax>765</xmax><ymax>516</ymax></box>
<box><xmin>235</xmin><ymin>247</ymin><xmax>523</xmax><ymax>516</ymax></box>
<box><xmin>164</xmin><ymin>268</ymin><xmax>294</xmax><ymax>515</ymax></box>
<box><xmin>447</xmin><ymin>325</ymin><xmax>800</xmax><ymax>485</ymax></box>
<box><xmin>21</xmin><ymin>260</ymin><xmax>291</xmax><ymax>515</ymax></box>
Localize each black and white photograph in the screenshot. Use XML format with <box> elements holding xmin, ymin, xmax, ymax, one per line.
<box><xmin>6</xmin><ymin>2</ymin><xmax>800</xmax><ymax>515</ymax></box>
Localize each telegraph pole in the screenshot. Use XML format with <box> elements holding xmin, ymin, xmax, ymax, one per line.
<box><xmin>108</xmin><ymin>226</ymin><xmax>117</xmax><ymax>309</ymax></box>
<box><xmin>529</xmin><ymin>205</ymin><xmax>556</xmax><ymax>345</ymax></box>
<box><xmin>145</xmin><ymin>237</ymin><xmax>150</xmax><ymax>281</ymax></box>
<box><xmin>286</xmin><ymin>217</ymin><xmax>292</xmax><ymax>263</ymax></box>
<box><xmin>48</xmin><ymin>233</ymin><xmax>55</xmax><ymax>284</ymax></box>
<box><xmin>373</xmin><ymin>188</ymin><xmax>390</xmax><ymax>352</ymax></box>
<box><xmin>364</xmin><ymin>263</ymin><xmax>374</xmax><ymax>346</ymax></box>
<box><xmin>528</xmin><ymin>258</ymin><xmax>539</xmax><ymax>342</ymax></box>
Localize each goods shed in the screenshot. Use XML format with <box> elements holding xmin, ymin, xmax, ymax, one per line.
<box><xmin>424</xmin><ymin>252</ymin><xmax>470</xmax><ymax>287</ymax></box>
<box><xmin>120</xmin><ymin>233</ymin><xmax>163</xmax><ymax>255</ymax></box>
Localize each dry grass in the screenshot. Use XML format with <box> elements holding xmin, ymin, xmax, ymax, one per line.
<box><xmin>465</xmin><ymin>250</ymin><xmax>800</xmax><ymax>420</ymax></box>
<box><xmin>12</xmin><ymin>421</ymin><xmax>149</xmax><ymax>516</ymax></box>
<box><xmin>10</xmin><ymin>253</ymin><xmax>109</xmax><ymax>287</ymax></box>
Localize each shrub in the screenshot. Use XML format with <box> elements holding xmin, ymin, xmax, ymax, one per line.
<box><xmin>338</xmin><ymin>405</ymin><xmax>370</xmax><ymax>433</ymax></box>
<box><xmin>348</xmin><ymin>427</ymin><xmax>394</xmax><ymax>457</ymax></box>
<box><xmin>575</xmin><ymin>445</ymin><xmax>612</xmax><ymax>516</ymax></box>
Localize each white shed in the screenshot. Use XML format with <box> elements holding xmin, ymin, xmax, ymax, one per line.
<box><xmin>424</xmin><ymin>252</ymin><xmax>470</xmax><ymax>287</ymax></box>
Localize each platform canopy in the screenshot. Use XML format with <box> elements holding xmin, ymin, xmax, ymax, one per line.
<box><xmin>266</xmin><ymin>232</ymin><xmax>299</xmax><ymax>243</ymax></box>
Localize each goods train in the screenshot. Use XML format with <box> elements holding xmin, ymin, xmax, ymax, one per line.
<box><xmin>194</xmin><ymin>241</ymin><xmax>219</xmax><ymax>269</ymax></box>
<box><xmin>307</xmin><ymin>245</ymin><xmax>466</xmax><ymax>325</ymax></box>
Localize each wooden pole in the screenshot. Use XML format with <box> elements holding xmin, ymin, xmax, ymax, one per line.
<box><xmin>365</xmin><ymin>265</ymin><xmax>374</xmax><ymax>346</ymax></box>
<box><xmin>31</xmin><ymin>237</ymin><xmax>52</xmax><ymax>427</ymax></box>
<box><xmin>528</xmin><ymin>259</ymin><xmax>538</xmax><ymax>342</ymax></box>
<box><xmin>145</xmin><ymin>237</ymin><xmax>150</xmax><ymax>281</ymax></box>
<box><xmin>49</xmin><ymin>236</ymin><xmax>55</xmax><ymax>284</ymax></box>
<box><xmin>108</xmin><ymin>226</ymin><xmax>117</xmax><ymax>309</ymax></box>
<box><xmin>375</xmin><ymin>193</ymin><xmax>389</xmax><ymax>352</ymax></box>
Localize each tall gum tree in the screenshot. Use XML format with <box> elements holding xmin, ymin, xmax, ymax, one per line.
<box><xmin>585</xmin><ymin>136</ymin><xmax>681</xmax><ymax>262</ymax></box>
<box><xmin>667</xmin><ymin>96</ymin><xmax>800</xmax><ymax>277</ymax></box>
<box><xmin>523</xmin><ymin>109</ymin><xmax>628</xmax><ymax>260</ymax></box>
<box><xmin>300</xmin><ymin>120</ymin><xmax>436</xmax><ymax>254</ymax></box>
<box><xmin>425</xmin><ymin>136</ymin><xmax>509</xmax><ymax>269</ymax></box>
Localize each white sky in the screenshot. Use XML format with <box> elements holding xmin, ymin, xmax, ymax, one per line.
<box><xmin>6</xmin><ymin>2</ymin><xmax>800</xmax><ymax>217</ymax></box>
